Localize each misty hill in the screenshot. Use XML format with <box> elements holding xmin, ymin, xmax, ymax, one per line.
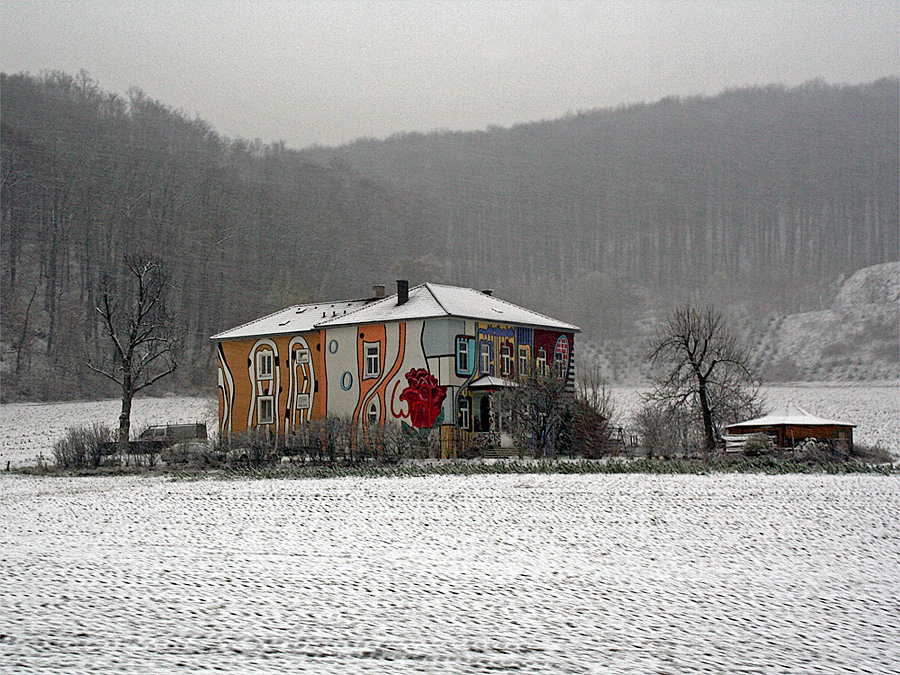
<box><xmin>304</xmin><ymin>78</ymin><xmax>898</xmax><ymax>332</ymax></box>
<box><xmin>755</xmin><ymin>261</ymin><xmax>899</xmax><ymax>382</ymax></box>
<box><xmin>1</xmin><ymin>73</ymin><xmax>897</xmax><ymax>401</ymax></box>
<box><xmin>1</xmin><ymin>71</ymin><xmax>439</xmax><ymax>400</ymax></box>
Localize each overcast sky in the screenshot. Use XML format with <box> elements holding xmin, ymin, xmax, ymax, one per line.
<box><xmin>2</xmin><ymin>1</ymin><xmax>898</xmax><ymax>149</ymax></box>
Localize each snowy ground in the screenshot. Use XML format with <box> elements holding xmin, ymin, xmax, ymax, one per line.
<box><xmin>1</xmin><ymin>473</ymin><xmax>898</xmax><ymax>674</ymax></box>
<box><xmin>0</xmin><ymin>383</ymin><xmax>897</xmax><ymax>468</ymax></box>
<box><xmin>0</xmin><ymin>396</ymin><xmax>217</xmax><ymax>468</ymax></box>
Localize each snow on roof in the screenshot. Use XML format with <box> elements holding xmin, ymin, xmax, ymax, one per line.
<box><xmin>210</xmin><ymin>299</ymin><xmax>371</xmax><ymax>341</ymax></box>
<box><xmin>211</xmin><ymin>283</ymin><xmax>579</xmax><ymax>341</ymax></box>
<box><xmin>726</xmin><ymin>405</ymin><xmax>856</xmax><ymax>430</ymax></box>
<box><xmin>319</xmin><ymin>283</ymin><xmax>580</xmax><ymax>331</ymax></box>
<box><xmin>468</xmin><ymin>376</ymin><xmax>519</xmax><ymax>390</ymax></box>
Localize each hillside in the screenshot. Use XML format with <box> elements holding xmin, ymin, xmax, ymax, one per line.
<box><xmin>755</xmin><ymin>262</ymin><xmax>899</xmax><ymax>382</ymax></box>
<box><xmin>304</xmin><ymin>79</ymin><xmax>899</xmax><ymax>329</ymax></box>
<box><xmin>577</xmin><ymin>261</ymin><xmax>899</xmax><ymax>384</ymax></box>
<box><xmin>1</xmin><ymin>73</ymin><xmax>897</xmax><ymax>400</ymax></box>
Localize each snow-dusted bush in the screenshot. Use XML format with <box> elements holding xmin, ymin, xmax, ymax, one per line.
<box><xmin>52</xmin><ymin>423</ymin><xmax>113</xmax><ymax>469</ymax></box>
<box><xmin>742</xmin><ymin>433</ymin><xmax>775</xmax><ymax>456</ymax></box>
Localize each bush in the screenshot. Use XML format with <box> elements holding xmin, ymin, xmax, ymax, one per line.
<box><xmin>743</xmin><ymin>433</ymin><xmax>774</xmax><ymax>456</ymax></box>
<box><xmin>850</xmin><ymin>441</ymin><xmax>894</xmax><ymax>465</ymax></box>
<box><xmin>52</xmin><ymin>423</ymin><xmax>114</xmax><ymax>469</ymax></box>
<box><xmin>212</xmin><ymin>418</ymin><xmax>410</xmax><ymax>466</ymax></box>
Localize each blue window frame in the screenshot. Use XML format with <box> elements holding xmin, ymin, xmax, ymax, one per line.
<box><xmin>456</xmin><ymin>336</ymin><xmax>476</xmax><ymax>376</ymax></box>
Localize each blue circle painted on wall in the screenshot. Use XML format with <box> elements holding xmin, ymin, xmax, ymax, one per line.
<box><xmin>328</xmin><ymin>339</ymin><xmax>339</xmax><ymax>354</ymax></box>
<box><xmin>340</xmin><ymin>371</ymin><xmax>353</xmax><ymax>390</ymax></box>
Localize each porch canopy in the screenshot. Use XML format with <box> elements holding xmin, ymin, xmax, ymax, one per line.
<box><xmin>725</xmin><ymin>405</ymin><xmax>855</xmax><ymax>448</ymax></box>
<box><xmin>468</xmin><ymin>376</ymin><xmax>518</xmax><ymax>391</ymax></box>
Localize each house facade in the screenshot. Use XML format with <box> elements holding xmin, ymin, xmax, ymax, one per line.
<box><xmin>211</xmin><ymin>281</ymin><xmax>579</xmax><ymax>457</ymax></box>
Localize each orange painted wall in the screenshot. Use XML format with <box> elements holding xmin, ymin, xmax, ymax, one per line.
<box><xmin>216</xmin><ymin>331</ymin><xmax>325</xmax><ymax>437</ymax></box>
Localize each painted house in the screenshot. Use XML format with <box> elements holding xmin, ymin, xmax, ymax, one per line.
<box><xmin>724</xmin><ymin>405</ymin><xmax>855</xmax><ymax>452</ymax></box>
<box><xmin>211</xmin><ymin>281</ymin><xmax>579</xmax><ymax>457</ymax></box>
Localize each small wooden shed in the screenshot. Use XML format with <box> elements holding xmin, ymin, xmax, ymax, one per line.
<box><xmin>724</xmin><ymin>405</ymin><xmax>855</xmax><ymax>451</ymax></box>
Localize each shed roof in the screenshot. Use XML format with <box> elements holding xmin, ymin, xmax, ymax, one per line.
<box><xmin>211</xmin><ymin>283</ymin><xmax>579</xmax><ymax>341</ymax></box>
<box><xmin>725</xmin><ymin>405</ymin><xmax>855</xmax><ymax>430</ymax></box>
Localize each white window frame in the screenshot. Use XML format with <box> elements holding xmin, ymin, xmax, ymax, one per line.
<box><xmin>257</xmin><ymin>396</ymin><xmax>275</xmax><ymax>425</ymax></box>
<box><xmin>536</xmin><ymin>348</ymin><xmax>548</xmax><ymax>377</ymax></box>
<box><xmin>457</xmin><ymin>337</ymin><xmax>470</xmax><ymax>374</ymax></box>
<box><xmin>294</xmin><ymin>349</ymin><xmax>310</xmax><ymax>365</ymax></box>
<box><xmin>364</xmin><ymin>342</ymin><xmax>380</xmax><ymax>379</ymax></box>
<box><xmin>296</xmin><ymin>393</ymin><xmax>310</xmax><ymax>409</ymax></box>
<box><xmin>500</xmin><ymin>343</ymin><xmax>513</xmax><ymax>378</ymax></box>
<box><xmin>257</xmin><ymin>351</ymin><xmax>274</xmax><ymax>380</ymax></box>
<box><xmin>367</xmin><ymin>400</ymin><xmax>379</xmax><ymax>424</ymax></box>
<box><xmin>518</xmin><ymin>346</ymin><xmax>529</xmax><ymax>376</ymax></box>
<box><xmin>458</xmin><ymin>397</ymin><xmax>471</xmax><ymax>431</ymax></box>
<box><xmin>480</xmin><ymin>341</ymin><xmax>491</xmax><ymax>375</ymax></box>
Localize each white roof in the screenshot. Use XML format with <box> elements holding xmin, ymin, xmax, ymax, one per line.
<box><xmin>469</xmin><ymin>376</ymin><xmax>519</xmax><ymax>390</ymax></box>
<box><xmin>726</xmin><ymin>405</ymin><xmax>855</xmax><ymax>430</ymax></box>
<box><xmin>319</xmin><ymin>283</ymin><xmax>580</xmax><ymax>331</ymax></box>
<box><xmin>212</xmin><ymin>283</ymin><xmax>579</xmax><ymax>341</ymax></box>
<box><xmin>210</xmin><ymin>299</ymin><xmax>371</xmax><ymax>341</ymax></box>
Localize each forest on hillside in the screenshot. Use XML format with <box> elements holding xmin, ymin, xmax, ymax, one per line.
<box><xmin>305</xmin><ymin>78</ymin><xmax>899</xmax><ymax>337</ymax></box>
<box><xmin>1</xmin><ymin>72</ymin><xmax>897</xmax><ymax>400</ymax></box>
<box><xmin>1</xmin><ymin>71</ymin><xmax>440</xmax><ymax>400</ymax></box>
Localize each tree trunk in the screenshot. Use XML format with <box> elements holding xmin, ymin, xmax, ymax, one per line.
<box><xmin>118</xmin><ymin>370</ymin><xmax>133</xmax><ymax>452</ymax></box>
<box><xmin>697</xmin><ymin>376</ymin><xmax>716</xmax><ymax>451</ymax></box>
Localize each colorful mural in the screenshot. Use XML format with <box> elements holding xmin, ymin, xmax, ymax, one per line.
<box><xmin>212</xmin><ymin>284</ymin><xmax>578</xmax><ymax>458</ymax></box>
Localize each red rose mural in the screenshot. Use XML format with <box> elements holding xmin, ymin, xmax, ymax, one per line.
<box><xmin>397</xmin><ymin>368</ymin><xmax>447</xmax><ymax>428</ymax></box>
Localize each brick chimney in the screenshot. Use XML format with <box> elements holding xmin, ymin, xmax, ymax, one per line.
<box><xmin>372</xmin><ymin>284</ymin><xmax>386</xmax><ymax>299</ymax></box>
<box><xmin>397</xmin><ymin>279</ymin><xmax>409</xmax><ymax>306</ymax></box>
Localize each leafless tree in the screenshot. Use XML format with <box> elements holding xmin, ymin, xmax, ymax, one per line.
<box><xmin>647</xmin><ymin>305</ymin><xmax>761</xmax><ymax>452</ymax></box>
<box><xmin>505</xmin><ymin>368</ymin><xmax>571</xmax><ymax>458</ymax></box>
<box><xmin>88</xmin><ymin>255</ymin><xmax>179</xmax><ymax>448</ymax></box>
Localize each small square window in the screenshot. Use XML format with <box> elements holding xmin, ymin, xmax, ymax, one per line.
<box><xmin>458</xmin><ymin>397</ymin><xmax>471</xmax><ymax>431</ymax></box>
<box><xmin>457</xmin><ymin>337</ymin><xmax>470</xmax><ymax>374</ymax></box>
<box><xmin>294</xmin><ymin>349</ymin><xmax>310</xmax><ymax>364</ymax></box>
<box><xmin>257</xmin><ymin>351</ymin><xmax>274</xmax><ymax>380</ymax></box>
<box><xmin>518</xmin><ymin>346</ymin><xmax>530</xmax><ymax>376</ymax></box>
<box><xmin>364</xmin><ymin>342</ymin><xmax>380</xmax><ymax>379</ymax></box>
<box><xmin>536</xmin><ymin>348</ymin><xmax>548</xmax><ymax>377</ymax></box>
<box><xmin>479</xmin><ymin>341</ymin><xmax>492</xmax><ymax>375</ymax></box>
<box><xmin>258</xmin><ymin>396</ymin><xmax>275</xmax><ymax>425</ymax></box>
<box><xmin>500</xmin><ymin>343</ymin><xmax>513</xmax><ymax>378</ymax></box>
<box><xmin>296</xmin><ymin>393</ymin><xmax>310</xmax><ymax>409</ymax></box>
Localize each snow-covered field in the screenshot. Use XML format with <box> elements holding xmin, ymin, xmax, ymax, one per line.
<box><xmin>0</xmin><ymin>396</ymin><xmax>217</xmax><ymax>468</ymax></box>
<box><xmin>1</xmin><ymin>473</ymin><xmax>897</xmax><ymax>674</ymax></box>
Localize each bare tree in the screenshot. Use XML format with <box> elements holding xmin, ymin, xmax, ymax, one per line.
<box><xmin>647</xmin><ymin>305</ymin><xmax>761</xmax><ymax>452</ymax></box>
<box><xmin>88</xmin><ymin>255</ymin><xmax>179</xmax><ymax>448</ymax></box>
<box><xmin>505</xmin><ymin>368</ymin><xmax>571</xmax><ymax>458</ymax></box>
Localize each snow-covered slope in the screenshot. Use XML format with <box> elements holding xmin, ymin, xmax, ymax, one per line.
<box><xmin>757</xmin><ymin>262</ymin><xmax>899</xmax><ymax>381</ymax></box>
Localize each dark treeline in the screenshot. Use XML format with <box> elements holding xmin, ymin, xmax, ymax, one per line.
<box><xmin>304</xmin><ymin>78</ymin><xmax>899</xmax><ymax>338</ymax></box>
<box><xmin>1</xmin><ymin>71</ymin><xmax>438</xmax><ymax>400</ymax></box>
<box><xmin>1</xmin><ymin>72</ymin><xmax>897</xmax><ymax>400</ymax></box>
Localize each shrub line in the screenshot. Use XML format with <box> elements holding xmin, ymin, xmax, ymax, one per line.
<box><xmin>16</xmin><ymin>456</ymin><xmax>897</xmax><ymax>479</ymax></box>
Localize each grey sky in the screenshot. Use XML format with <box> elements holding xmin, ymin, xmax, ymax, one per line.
<box><xmin>2</xmin><ymin>1</ymin><xmax>898</xmax><ymax>149</ymax></box>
